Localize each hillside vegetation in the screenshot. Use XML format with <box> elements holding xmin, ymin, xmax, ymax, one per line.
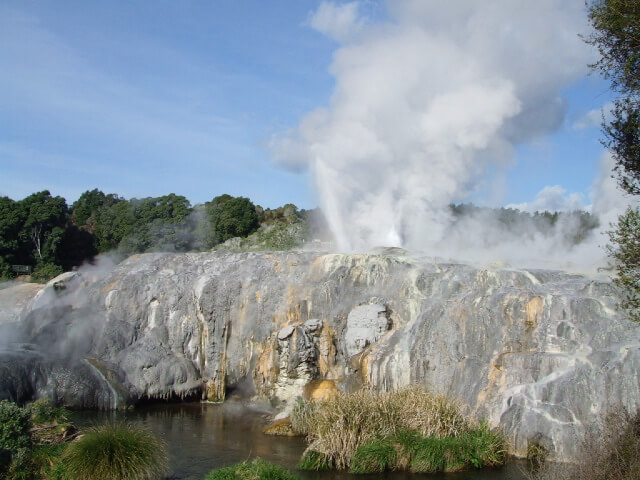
<box><xmin>0</xmin><ymin>188</ymin><xmax>598</xmax><ymax>282</ymax></box>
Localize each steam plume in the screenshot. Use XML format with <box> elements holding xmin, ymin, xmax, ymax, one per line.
<box><xmin>272</xmin><ymin>1</ymin><xmax>632</xmax><ymax>270</ymax></box>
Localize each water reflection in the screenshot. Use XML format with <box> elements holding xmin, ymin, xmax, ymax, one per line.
<box><xmin>71</xmin><ymin>402</ymin><xmax>527</xmax><ymax>480</ymax></box>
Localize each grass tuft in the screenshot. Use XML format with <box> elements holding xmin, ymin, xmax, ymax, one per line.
<box><xmin>349</xmin><ymin>438</ymin><xmax>397</xmax><ymax>474</ymax></box>
<box><xmin>205</xmin><ymin>458</ymin><xmax>301</xmax><ymax>480</ymax></box>
<box><xmin>292</xmin><ymin>386</ymin><xmax>507</xmax><ymax>474</ymax></box>
<box><xmin>297</xmin><ymin>450</ymin><xmax>332</xmax><ymax>471</ymax></box>
<box><xmin>61</xmin><ymin>422</ymin><xmax>168</xmax><ymax>480</ymax></box>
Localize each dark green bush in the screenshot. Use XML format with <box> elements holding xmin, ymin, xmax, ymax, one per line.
<box><xmin>0</xmin><ymin>400</ymin><xmax>32</xmax><ymax>454</ymax></box>
<box><xmin>30</xmin><ymin>263</ymin><xmax>63</xmax><ymax>283</ymax></box>
<box><xmin>205</xmin><ymin>459</ymin><xmax>300</xmax><ymax>480</ymax></box>
<box><xmin>62</xmin><ymin>422</ymin><xmax>168</xmax><ymax>480</ymax></box>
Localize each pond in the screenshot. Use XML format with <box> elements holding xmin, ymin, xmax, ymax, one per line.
<box><xmin>71</xmin><ymin>401</ymin><xmax>528</xmax><ymax>480</ymax></box>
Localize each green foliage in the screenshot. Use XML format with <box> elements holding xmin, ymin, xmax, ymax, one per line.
<box><xmin>204</xmin><ymin>459</ymin><xmax>301</xmax><ymax>480</ymax></box>
<box><xmin>0</xmin><ymin>256</ymin><xmax>14</xmax><ymax>280</ymax></box>
<box><xmin>407</xmin><ymin>435</ymin><xmax>449</xmax><ymax>473</ymax></box>
<box><xmin>0</xmin><ymin>401</ymin><xmax>32</xmax><ymax>454</ymax></box>
<box><xmin>92</xmin><ymin>200</ymin><xmax>136</xmax><ymax>252</ymax></box>
<box><xmin>62</xmin><ymin>422</ymin><xmax>168</xmax><ymax>480</ymax></box>
<box><xmin>0</xmin><ymin>197</ymin><xmax>26</xmax><ymax>265</ymax></box>
<box><xmin>30</xmin><ymin>444</ymin><xmax>67</xmax><ymax>480</ymax></box>
<box><xmin>205</xmin><ymin>194</ymin><xmax>260</xmax><ymax>246</ymax></box>
<box><xmin>604</xmin><ymin>97</ymin><xmax>640</xmax><ymax>196</ymax></box>
<box><xmin>459</xmin><ymin>422</ymin><xmax>508</xmax><ymax>468</ymax></box>
<box><xmin>587</xmin><ymin>0</ymin><xmax>640</xmax><ymax>96</ymax></box>
<box><xmin>0</xmin><ymin>401</ymin><xmax>33</xmax><ymax>479</ymax></box>
<box><xmin>6</xmin><ymin>448</ymin><xmax>35</xmax><ymax>480</ymax></box>
<box><xmin>30</xmin><ymin>263</ymin><xmax>63</xmax><ymax>284</ymax></box>
<box><xmin>296</xmin><ymin>451</ymin><xmax>331</xmax><ymax>471</ymax></box>
<box><xmin>349</xmin><ymin>439</ymin><xmax>396</xmax><ymax>474</ymax></box>
<box><xmin>19</xmin><ymin>191</ymin><xmax>68</xmax><ymax>264</ymax></box>
<box><xmin>71</xmin><ymin>188</ymin><xmax>123</xmax><ymax>227</ymax></box>
<box><xmin>587</xmin><ymin>1</ymin><xmax>640</xmax><ymax>319</ymax></box>
<box><xmin>608</xmin><ymin>207</ymin><xmax>640</xmax><ymax>321</ymax></box>
<box><xmin>26</xmin><ymin>398</ymin><xmax>68</xmax><ymax>425</ymax></box>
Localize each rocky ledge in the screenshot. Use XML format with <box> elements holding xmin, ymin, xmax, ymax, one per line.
<box><xmin>1</xmin><ymin>250</ymin><xmax>639</xmax><ymax>460</ymax></box>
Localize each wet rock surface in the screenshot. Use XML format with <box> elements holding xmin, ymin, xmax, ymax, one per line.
<box><xmin>0</xmin><ymin>250</ymin><xmax>639</xmax><ymax>461</ymax></box>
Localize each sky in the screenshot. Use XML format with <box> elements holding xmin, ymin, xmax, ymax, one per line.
<box><xmin>0</xmin><ymin>0</ymin><xmax>616</xmax><ymax>213</ymax></box>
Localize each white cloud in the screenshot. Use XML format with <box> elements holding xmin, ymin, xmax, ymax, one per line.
<box><xmin>308</xmin><ymin>2</ymin><xmax>364</xmax><ymax>43</ymax></box>
<box><xmin>573</xmin><ymin>102</ymin><xmax>614</xmax><ymax>130</ymax></box>
<box><xmin>507</xmin><ymin>185</ymin><xmax>586</xmax><ymax>213</ymax></box>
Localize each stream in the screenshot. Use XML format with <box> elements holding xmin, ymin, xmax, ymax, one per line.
<box><xmin>71</xmin><ymin>401</ymin><xmax>528</xmax><ymax>480</ymax></box>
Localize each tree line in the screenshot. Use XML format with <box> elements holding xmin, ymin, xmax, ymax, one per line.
<box><xmin>0</xmin><ymin>189</ymin><xmax>311</xmax><ymax>282</ymax></box>
<box><xmin>0</xmin><ymin>186</ymin><xmax>602</xmax><ymax>283</ymax></box>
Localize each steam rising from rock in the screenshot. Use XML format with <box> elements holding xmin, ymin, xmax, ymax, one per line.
<box><xmin>272</xmin><ymin>1</ymin><xmax>633</xmax><ymax>270</ymax></box>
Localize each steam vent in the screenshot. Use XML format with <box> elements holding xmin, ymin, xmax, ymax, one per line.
<box><xmin>1</xmin><ymin>250</ymin><xmax>639</xmax><ymax>461</ymax></box>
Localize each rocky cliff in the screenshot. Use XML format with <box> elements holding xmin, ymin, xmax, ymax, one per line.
<box><xmin>1</xmin><ymin>250</ymin><xmax>639</xmax><ymax>460</ymax></box>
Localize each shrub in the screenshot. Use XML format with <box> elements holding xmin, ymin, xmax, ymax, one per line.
<box><xmin>26</xmin><ymin>398</ymin><xmax>68</xmax><ymax>425</ymax></box>
<box><xmin>205</xmin><ymin>459</ymin><xmax>301</xmax><ymax>480</ymax></box>
<box><xmin>0</xmin><ymin>400</ymin><xmax>32</xmax><ymax>454</ymax></box>
<box><xmin>30</xmin><ymin>263</ymin><xmax>63</xmax><ymax>283</ymax></box>
<box><xmin>61</xmin><ymin>422</ymin><xmax>168</xmax><ymax>480</ymax></box>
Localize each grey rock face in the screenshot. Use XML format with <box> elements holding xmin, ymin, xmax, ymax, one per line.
<box><xmin>0</xmin><ymin>251</ymin><xmax>639</xmax><ymax>461</ymax></box>
<box><xmin>344</xmin><ymin>303</ymin><xmax>390</xmax><ymax>357</ymax></box>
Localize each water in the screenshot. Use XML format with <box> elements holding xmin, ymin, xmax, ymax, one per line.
<box><xmin>71</xmin><ymin>402</ymin><xmax>528</xmax><ymax>480</ymax></box>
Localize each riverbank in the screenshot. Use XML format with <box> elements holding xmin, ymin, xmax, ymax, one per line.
<box><xmin>71</xmin><ymin>401</ymin><xmax>527</xmax><ymax>480</ymax></box>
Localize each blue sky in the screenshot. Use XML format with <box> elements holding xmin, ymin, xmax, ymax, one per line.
<box><xmin>0</xmin><ymin>0</ymin><xmax>613</xmax><ymax>211</ymax></box>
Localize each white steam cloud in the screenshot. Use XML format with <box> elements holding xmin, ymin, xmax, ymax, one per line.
<box><xmin>272</xmin><ymin>0</ymin><xmax>636</xmax><ymax>271</ymax></box>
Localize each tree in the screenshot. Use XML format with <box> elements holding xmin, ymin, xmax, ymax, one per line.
<box><xmin>587</xmin><ymin>0</ymin><xmax>640</xmax><ymax>193</ymax></box>
<box><xmin>18</xmin><ymin>191</ymin><xmax>68</xmax><ymax>265</ymax></box>
<box><xmin>71</xmin><ymin>189</ymin><xmax>124</xmax><ymax>228</ymax></box>
<box><xmin>0</xmin><ymin>197</ymin><xmax>26</xmax><ymax>267</ymax></box>
<box><xmin>607</xmin><ymin>207</ymin><xmax>640</xmax><ymax>320</ymax></box>
<box><xmin>587</xmin><ymin>0</ymin><xmax>640</xmax><ymax>320</ymax></box>
<box><xmin>204</xmin><ymin>194</ymin><xmax>259</xmax><ymax>246</ymax></box>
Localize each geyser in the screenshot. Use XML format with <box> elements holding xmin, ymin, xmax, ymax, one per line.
<box><xmin>272</xmin><ymin>1</ymin><xmax>630</xmax><ymax>270</ymax></box>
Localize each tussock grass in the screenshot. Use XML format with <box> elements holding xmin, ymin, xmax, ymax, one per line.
<box><xmin>527</xmin><ymin>409</ymin><xmax>640</xmax><ymax>480</ymax></box>
<box><xmin>349</xmin><ymin>438</ymin><xmax>397</xmax><ymax>474</ymax></box>
<box><xmin>291</xmin><ymin>386</ymin><xmax>507</xmax><ymax>473</ymax></box>
<box><xmin>205</xmin><ymin>458</ymin><xmax>301</xmax><ymax>480</ymax></box>
<box><xmin>297</xmin><ymin>450</ymin><xmax>332</xmax><ymax>471</ymax></box>
<box><xmin>62</xmin><ymin>422</ymin><xmax>168</xmax><ymax>480</ymax></box>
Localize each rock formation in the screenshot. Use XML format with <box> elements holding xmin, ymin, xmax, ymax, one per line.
<box><xmin>1</xmin><ymin>250</ymin><xmax>639</xmax><ymax>460</ymax></box>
